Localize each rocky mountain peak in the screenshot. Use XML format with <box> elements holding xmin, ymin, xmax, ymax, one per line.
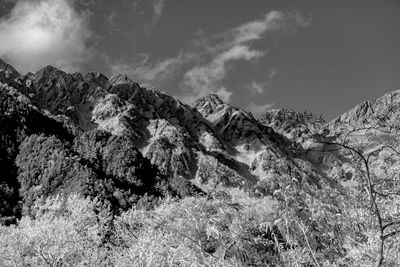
<box><xmin>109</xmin><ymin>74</ymin><xmax>136</xmax><ymax>86</ymax></box>
<box><xmin>193</xmin><ymin>94</ymin><xmax>225</xmax><ymax>112</ymax></box>
<box><xmin>35</xmin><ymin>65</ymin><xmax>65</xmax><ymax>78</ymax></box>
<box><xmin>107</xmin><ymin>74</ymin><xmax>143</xmax><ymax>102</ymax></box>
<box><xmin>329</xmin><ymin>89</ymin><xmax>400</xmax><ymax>131</ymax></box>
<box><xmin>84</xmin><ymin>72</ymin><xmax>108</xmax><ymax>87</ymax></box>
<box><xmin>259</xmin><ymin>108</ymin><xmax>325</xmax><ymax>140</ymax></box>
<box><xmin>0</xmin><ymin>58</ymin><xmax>20</xmax><ymax>78</ymax></box>
<box><xmin>192</xmin><ymin>94</ymin><xmax>227</xmax><ymax>120</ymax></box>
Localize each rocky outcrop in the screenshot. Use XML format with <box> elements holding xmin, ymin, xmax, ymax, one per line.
<box><xmin>329</xmin><ymin>89</ymin><xmax>400</xmax><ymax>132</ymax></box>
<box><xmin>0</xmin><ymin>59</ymin><xmax>19</xmax><ymax>78</ymax></box>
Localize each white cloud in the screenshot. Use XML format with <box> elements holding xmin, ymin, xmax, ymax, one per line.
<box><xmin>107</xmin><ymin>11</ymin><xmax>117</xmax><ymax>29</ymax></box>
<box><xmin>247</xmin><ymin>81</ymin><xmax>267</xmax><ymax>94</ymax></box>
<box><xmin>232</xmin><ymin>11</ymin><xmax>285</xmax><ymax>44</ymax></box>
<box><xmin>110</xmin><ymin>52</ymin><xmax>194</xmax><ymax>88</ymax></box>
<box><xmin>246</xmin><ymin>68</ymin><xmax>277</xmax><ymax>94</ymax></box>
<box><xmin>180</xmin><ymin>10</ymin><xmax>310</xmax><ymax>103</ymax></box>
<box><xmin>247</xmin><ymin>102</ymin><xmax>275</xmax><ymax>116</ymax></box>
<box><xmin>0</xmin><ymin>0</ymin><xmax>93</xmax><ymax>73</ymax></box>
<box><xmin>215</xmin><ymin>86</ymin><xmax>233</xmax><ymax>103</ymax></box>
<box><xmin>181</xmin><ymin>45</ymin><xmax>265</xmax><ymax>103</ymax></box>
<box><xmin>268</xmin><ymin>68</ymin><xmax>277</xmax><ymax>79</ymax></box>
<box><xmin>107</xmin><ymin>9</ymin><xmax>309</xmax><ymax>104</ymax></box>
<box><xmin>233</xmin><ymin>10</ymin><xmax>310</xmax><ymax>44</ymax></box>
<box><xmin>152</xmin><ymin>0</ymin><xmax>165</xmax><ymax>23</ymax></box>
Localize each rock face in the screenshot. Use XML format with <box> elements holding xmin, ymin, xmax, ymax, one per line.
<box><xmin>259</xmin><ymin>109</ymin><xmax>325</xmax><ymax>140</ymax></box>
<box><xmin>326</xmin><ymin>90</ymin><xmax>400</xmax><ymax>185</ymax></box>
<box><xmin>329</xmin><ymin>89</ymin><xmax>400</xmax><ymax>133</ymax></box>
<box><xmin>0</xmin><ymin>59</ymin><xmax>19</xmax><ymax>78</ymax></box>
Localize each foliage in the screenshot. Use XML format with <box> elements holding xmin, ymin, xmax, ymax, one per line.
<box><xmin>113</xmin><ymin>189</ymin><xmax>284</xmax><ymax>266</ymax></box>
<box><xmin>0</xmin><ymin>190</ymin><xmax>285</xmax><ymax>266</ymax></box>
<box><xmin>2</xmin><ymin>174</ymin><xmax>400</xmax><ymax>267</ymax></box>
<box><xmin>0</xmin><ymin>194</ymin><xmax>113</xmax><ymax>266</ymax></box>
<box><xmin>0</xmin><ymin>85</ymin><xmax>73</xmax><ymax>223</ymax></box>
<box><xmin>15</xmin><ymin>131</ymin><xmax>161</xmax><ymax>215</ymax></box>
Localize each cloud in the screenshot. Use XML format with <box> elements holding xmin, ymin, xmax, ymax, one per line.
<box><xmin>233</xmin><ymin>10</ymin><xmax>310</xmax><ymax>45</ymax></box>
<box><xmin>179</xmin><ymin>10</ymin><xmax>310</xmax><ymax>103</ymax></box>
<box><xmin>107</xmin><ymin>9</ymin><xmax>309</xmax><ymax>104</ymax></box>
<box><xmin>110</xmin><ymin>51</ymin><xmax>195</xmax><ymax>88</ymax></box>
<box><xmin>247</xmin><ymin>102</ymin><xmax>275</xmax><ymax>116</ymax></box>
<box><xmin>152</xmin><ymin>0</ymin><xmax>165</xmax><ymax>24</ymax></box>
<box><xmin>246</xmin><ymin>68</ymin><xmax>277</xmax><ymax>94</ymax></box>
<box><xmin>107</xmin><ymin>11</ymin><xmax>117</xmax><ymax>29</ymax></box>
<box><xmin>247</xmin><ymin>81</ymin><xmax>267</xmax><ymax>94</ymax></box>
<box><xmin>181</xmin><ymin>45</ymin><xmax>265</xmax><ymax>103</ymax></box>
<box><xmin>215</xmin><ymin>87</ymin><xmax>233</xmax><ymax>103</ymax></box>
<box><xmin>0</xmin><ymin>0</ymin><xmax>93</xmax><ymax>73</ymax></box>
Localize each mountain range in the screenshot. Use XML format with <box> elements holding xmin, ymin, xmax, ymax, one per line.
<box><xmin>0</xmin><ymin>58</ymin><xmax>398</xmax><ymax>223</ymax></box>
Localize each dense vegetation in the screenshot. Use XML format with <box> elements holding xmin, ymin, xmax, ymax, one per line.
<box><xmin>1</xmin><ymin>174</ymin><xmax>400</xmax><ymax>267</ymax></box>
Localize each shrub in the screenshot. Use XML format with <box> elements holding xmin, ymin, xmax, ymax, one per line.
<box><xmin>0</xmin><ymin>194</ymin><xmax>112</xmax><ymax>266</ymax></box>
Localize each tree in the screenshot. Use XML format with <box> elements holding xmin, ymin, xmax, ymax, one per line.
<box><xmin>0</xmin><ymin>194</ymin><xmax>113</xmax><ymax>266</ymax></box>
<box><xmin>306</xmin><ymin>112</ymin><xmax>400</xmax><ymax>266</ymax></box>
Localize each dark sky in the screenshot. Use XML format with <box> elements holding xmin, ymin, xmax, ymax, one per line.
<box><xmin>0</xmin><ymin>0</ymin><xmax>399</xmax><ymax>119</ymax></box>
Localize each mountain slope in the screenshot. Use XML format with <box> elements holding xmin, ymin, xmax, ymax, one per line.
<box><xmin>0</xmin><ymin>60</ymin><xmax>328</xmax><ymax>187</ymax></box>
<box><xmin>3</xmin><ymin>58</ymin><xmax>378</xmax><ymax>222</ymax></box>
<box><xmin>329</xmin><ymin>89</ymin><xmax>400</xmax><ymax>133</ymax></box>
<box><xmin>0</xmin><ymin>64</ymin><xmax>195</xmax><ymax>222</ymax></box>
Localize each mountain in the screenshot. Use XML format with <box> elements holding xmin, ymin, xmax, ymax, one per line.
<box><xmin>0</xmin><ymin>60</ymin><xmax>332</xmax><ymax>221</ymax></box>
<box><xmin>329</xmin><ymin>89</ymin><xmax>400</xmax><ymax>133</ymax></box>
<box><xmin>326</xmin><ymin>90</ymin><xmax>400</xmax><ymax>184</ymax></box>
<box><xmin>2</xmin><ymin>58</ymin><xmax>400</xmax><ymax>226</ymax></box>
<box><xmin>0</xmin><ymin>59</ymin><xmax>19</xmax><ymax>78</ymax></box>
<box><xmin>259</xmin><ymin>108</ymin><xmax>325</xmax><ymax>141</ymax></box>
<box><xmin>15</xmin><ymin>64</ymin><xmax>325</xmax><ymax>185</ymax></box>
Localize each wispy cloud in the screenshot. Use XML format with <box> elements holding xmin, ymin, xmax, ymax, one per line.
<box><xmin>107</xmin><ymin>11</ymin><xmax>117</xmax><ymax>29</ymax></box>
<box><xmin>179</xmin><ymin>10</ymin><xmax>310</xmax><ymax>103</ymax></box>
<box><xmin>181</xmin><ymin>45</ymin><xmax>265</xmax><ymax>103</ymax></box>
<box><xmin>110</xmin><ymin>51</ymin><xmax>195</xmax><ymax>88</ymax></box>
<box><xmin>0</xmin><ymin>0</ymin><xmax>93</xmax><ymax>73</ymax></box>
<box><xmin>109</xmin><ymin>10</ymin><xmax>310</xmax><ymax>103</ymax></box>
<box><xmin>246</xmin><ymin>68</ymin><xmax>277</xmax><ymax>94</ymax></box>
<box><xmin>152</xmin><ymin>0</ymin><xmax>165</xmax><ymax>24</ymax></box>
<box><xmin>247</xmin><ymin>80</ymin><xmax>268</xmax><ymax>95</ymax></box>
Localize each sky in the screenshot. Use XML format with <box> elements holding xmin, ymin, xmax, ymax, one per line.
<box><xmin>0</xmin><ymin>0</ymin><xmax>399</xmax><ymax>120</ymax></box>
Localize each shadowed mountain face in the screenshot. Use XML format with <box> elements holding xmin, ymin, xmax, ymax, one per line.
<box><xmin>1</xmin><ymin>58</ymin><xmax>399</xmax><ymax>223</ymax></box>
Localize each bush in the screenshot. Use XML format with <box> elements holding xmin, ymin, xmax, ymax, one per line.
<box><xmin>112</xmin><ymin>188</ymin><xmax>284</xmax><ymax>266</ymax></box>
<box><xmin>0</xmin><ymin>194</ymin><xmax>112</xmax><ymax>266</ymax></box>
